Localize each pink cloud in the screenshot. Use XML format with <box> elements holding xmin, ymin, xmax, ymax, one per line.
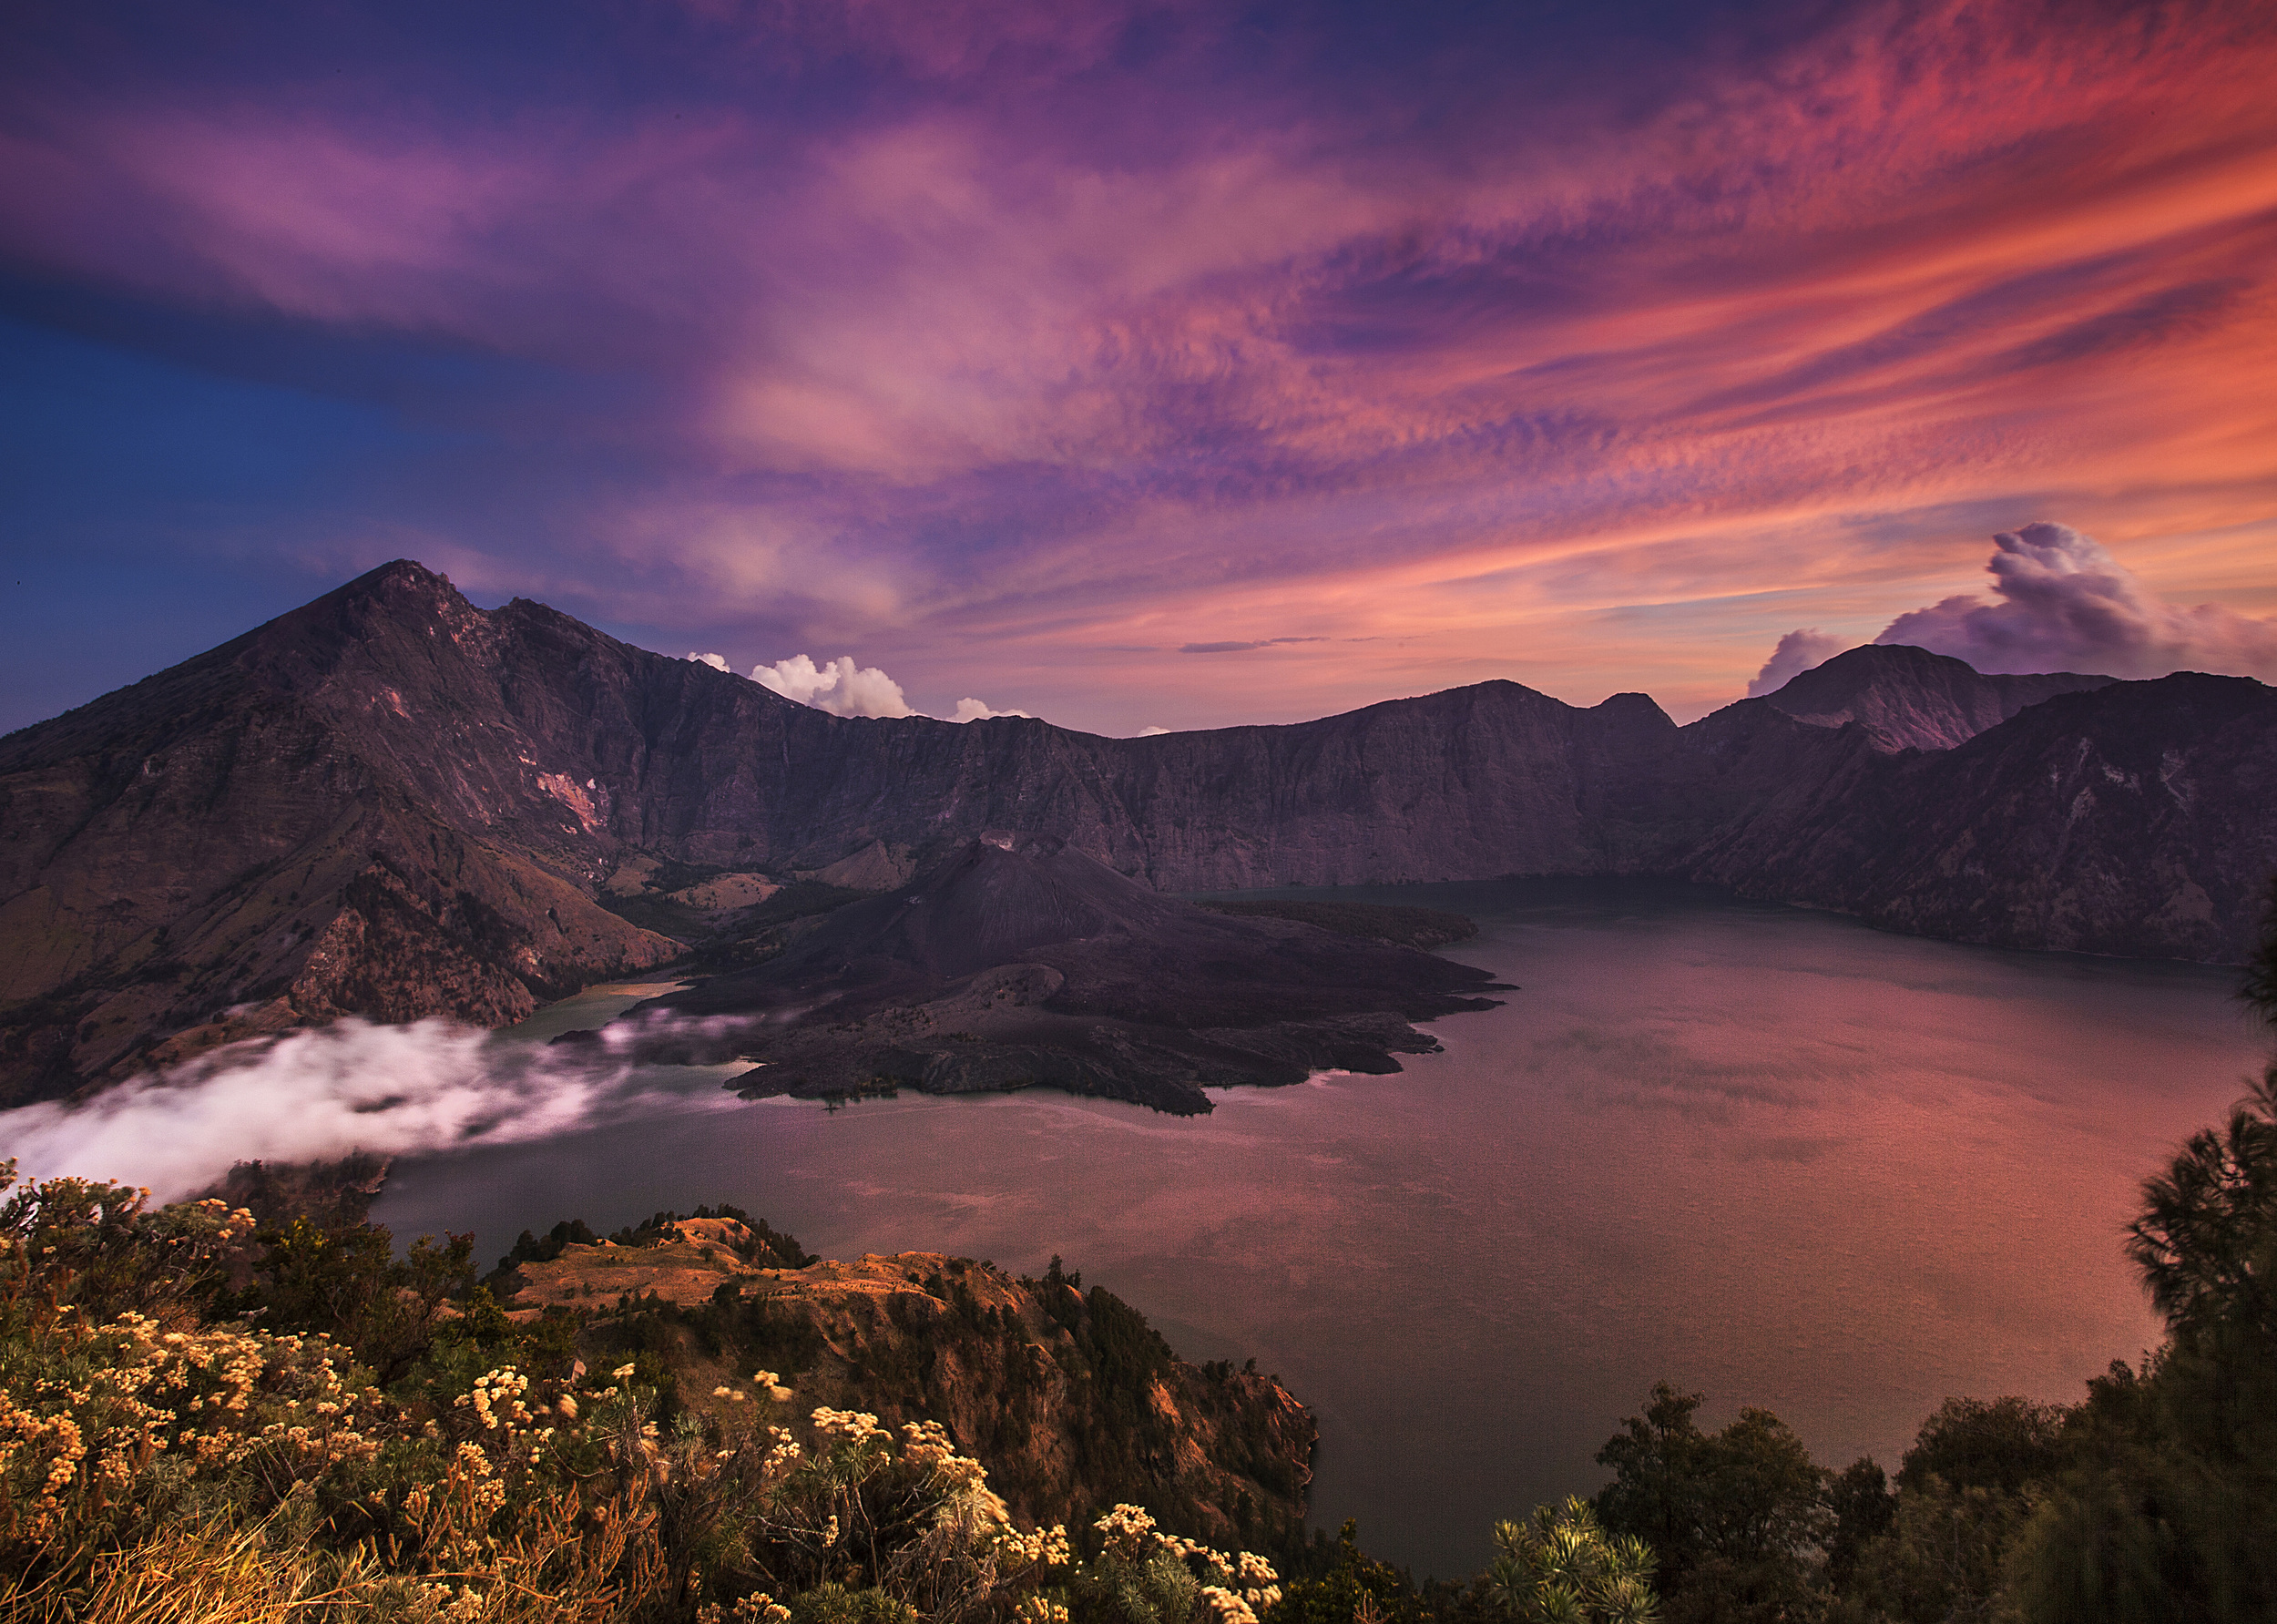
<box><xmin>1877</xmin><ymin>523</ymin><xmax>2277</xmax><ymax>679</ymax></box>
<box><xmin>5</xmin><ymin>0</ymin><xmax>2275</xmax><ymax>732</ymax></box>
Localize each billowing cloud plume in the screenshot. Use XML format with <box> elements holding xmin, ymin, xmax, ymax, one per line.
<box><xmin>750</xmin><ymin>653</ymin><xmax>915</xmax><ymax>718</ymax></box>
<box><xmin>1747</xmin><ymin>629</ymin><xmax>1848</xmax><ymax>697</ymax></box>
<box><xmin>1875</xmin><ymin>524</ymin><xmax>2277</xmax><ymax>679</ymax></box>
<box><xmin>0</xmin><ymin>1019</ymin><xmax>655</xmax><ymax>1199</ymax></box>
<box><xmin>948</xmin><ymin>698</ymin><xmax>1031</xmax><ymax>722</ymax></box>
<box><xmin>709</xmin><ymin>651</ymin><xmax>1033</xmax><ymax>723</ymax></box>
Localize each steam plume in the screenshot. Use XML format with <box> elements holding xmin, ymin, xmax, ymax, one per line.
<box><xmin>1747</xmin><ymin>629</ymin><xmax>1849</xmax><ymax>697</ymax></box>
<box><xmin>948</xmin><ymin>698</ymin><xmax>1032</xmax><ymax>722</ymax></box>
<box><xmin>1875</xmin><ymin>524</ymin><xmax>2277</xmax><ymax>679</ymax></box>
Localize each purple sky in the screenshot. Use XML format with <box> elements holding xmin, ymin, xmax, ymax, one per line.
<box><xmin>5</xmin><ymin>0</ymin><xmax>2275</xmax><ymax>735</ymax></box>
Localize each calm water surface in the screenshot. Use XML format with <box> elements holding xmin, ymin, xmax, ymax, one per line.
<box><xmin>372</xmin><ymin>880</ymin><xmax>2268</xmax><ymax>1578</ymax></box>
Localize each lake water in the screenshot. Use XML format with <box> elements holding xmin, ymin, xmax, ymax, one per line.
<box><xmin>370</xmin><ymin>879</ymin><xmax>2270</xmax><ymax>1579</ymax></box>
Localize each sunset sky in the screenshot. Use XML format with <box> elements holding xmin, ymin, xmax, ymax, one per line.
<box><xmin>4</xmin><ymin>0</ymin><xmax>2274</xmax><ymax>736</ymax></box>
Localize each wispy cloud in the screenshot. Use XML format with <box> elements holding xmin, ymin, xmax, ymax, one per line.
<box><xmin>5</xmin><ymin>0</ymin><xmax>2275</xmax><ymax>732</ymax></box>
<box><xmin>1178</xmin><ymin>638</ymin><xmax>1328</xmax><ymax>655</ymax></box>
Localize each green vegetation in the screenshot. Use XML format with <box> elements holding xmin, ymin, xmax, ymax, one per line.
<box><xmin>595</xmin><ymin>869</ymin><xmax>875</xmax><ymax>966</ymax></box>
<box><xmin>1485</xmin><ymin>1498</ymin><xmax>1656</xmax><ymax>1623</ymax></box>
<box><xmin>0</xmin><ymin>1169</ymin><xmax>1282</xmax><ymax>1623</ymax></box>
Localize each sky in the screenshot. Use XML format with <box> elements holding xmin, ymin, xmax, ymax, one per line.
<box><xmin>3</xmin><ymin>0</ymin><xmax>2274</xmax><ymax>737</ymax></box>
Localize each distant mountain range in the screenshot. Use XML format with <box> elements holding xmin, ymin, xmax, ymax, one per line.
<box><xmin>4</xmin><ymin>559</ymin><xmax>2272</xmax><ymax>1103</ymax></box>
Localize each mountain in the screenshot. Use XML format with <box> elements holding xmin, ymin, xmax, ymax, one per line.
<box><xmin>600</xmin><ymin>832</ymin><xmax>1508</xmax><ymax>1114</ymax></box>
<box><xmin>4</xmin><ymin>560</ymin><xmax>2272</xmax><ymax>1102</ymax></box>
<box><xmin>1693</xmin><ymin>672</ymin><xmax>2277</xmax><ymax>955</ymax></box>
<box><xmin>1756</xmin><ymin>643</ymin><xmax>2115</xmax><ymax>751</ymax></box>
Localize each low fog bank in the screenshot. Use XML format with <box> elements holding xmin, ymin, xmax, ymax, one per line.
<box><xmin>0</xmin><ymin>1016</ymin><xmax>738</xmax><ymax>1200</ymax></box>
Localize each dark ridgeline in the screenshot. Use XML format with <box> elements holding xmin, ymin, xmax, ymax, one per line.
<box><xmin>4</xmin><ymin>558</ymin><xmax>2273</xmax><ymax>1101</ymax></box>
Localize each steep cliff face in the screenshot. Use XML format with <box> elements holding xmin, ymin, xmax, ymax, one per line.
<box><xmin>4</xmin><ymin>559</ymin><xmax>2272</xmax><ymax>1100</ymax></box>
<box><xmin>0</xmin><ymin>565</ymin><xmax>684</xmax><ymax>1100</ymax></box>
<box><xmin>1757</xmin><ymin>644</ymin><xmax>2115</xmax><ymax>751</ymax></box>
<box><xmin>1692</xmin><ymin>674</ymin><xmax>2277</xmax><ymax>960</ymax></box>
<box><xmin>497</xmin><ymin>1224</ymin><xmax>1313</xmax><ymax>1545</ymax></box>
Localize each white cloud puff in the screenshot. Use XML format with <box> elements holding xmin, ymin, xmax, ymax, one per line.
<box><xmin>745</xmin><ymin>654</ymin><xmax>1037</xmax><ymax>723</ymax></box>
<box><xmin>1875</xmin><ymin>523</ymin><xmax>2277</xmax><ymax>679</ymax></box>
<box><xmin>1746</xmin><ymin>629</ymin><xmax>1849</xmax><ymax>697</ymax></box>
<box><xmin>948</xmin><ymin>698</ymin><xmax>1032</xmax><ymax>722</ymax></box>
<box><xmin>0</xmin><ymin>1020</ymin><xmax>628</xmax><ymax>1199</ymax></box>
<box><xmin>750</xmin><ymin>653</ymin><xmax>916</xmax><ymax>718</ymax></box>
<box><xmin>687</xmin><ymin>651</ymin><xmax>731</xmax><ymax>671</ymax></box>
<box><xmin>1136</xmin><ymin>725</ymin><xmax>1171</xmax><ymax>736</ymax></box>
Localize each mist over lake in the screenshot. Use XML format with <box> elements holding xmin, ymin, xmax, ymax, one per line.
<box><xmin>371</xmin><ymin>879</ymin><xmax>2265</xmax><ymax>1580</ymax></box>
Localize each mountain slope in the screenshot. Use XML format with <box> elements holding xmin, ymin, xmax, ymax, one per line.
<box><xmin>1691</xmin><ymin>674</ymin><xmax>2277</xmax><ymax>959</ymax></box>
<box><xmin>4</xmin><ymin>561</ymin><xmax>2271</xmax><ymax>1101</ymax></box>
<box><xmin>0</xmin><ymin>565</ymin><xmax>684</xmax><ymax>1100</ymax></box>
<box><xmin>1757</xmin><ymin>643</ymin><xmax>2115</xmax><ymax>751</ymax></box>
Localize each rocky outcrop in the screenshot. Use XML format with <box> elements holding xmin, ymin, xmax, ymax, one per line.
<box><xmin>497</xmin><ymin>1221</ymin><xmax>1313</xmax><ymax>1545</ymax></box>
<box><xmin>4</xmin><ymin>559</ymin><xmax>2271</xmax><ymax>1100</ymax></box>
<box><xmin>1758</xmin><ymin>644</ymin><xmax>2114</xmax><ymax>751</ymax></box>
<box><xmin>1690</xmin><ymin>674</ymin><xmax>2277</xmax><ymax>960</ymax></box>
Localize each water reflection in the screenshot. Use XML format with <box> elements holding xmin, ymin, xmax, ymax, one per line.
<box><xmin>373</xmin><ymin>881</ymin><xmax>2265</xmax><ymax>1578</ymax></box>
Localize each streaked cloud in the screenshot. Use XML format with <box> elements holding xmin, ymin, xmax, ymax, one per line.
<box><xmin>4</xmin><ymin>0</ymin><xmax>2274</xmax><ymax>733</ymax></box>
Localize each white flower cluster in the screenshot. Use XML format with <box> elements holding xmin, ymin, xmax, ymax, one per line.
<box><xmin>187</xmin><ymin>1198</ymin><xmax>260</xmax><ymax>1245</ymax></box>
<box><xmin>1094</xmin><ymin>1502</ymin><xmax>1162</xmax><ymax>1564</ymax></box>
<box><xmin>763</xmin><ymin>1425</ymin><xmax>803</xmax><ymax>1474</ymax></box>
<box><xmin>811</xmin><ymin>1406</ymin><xmax>885</xmax><ymax>1445</ymax></box>
<box><xmin>1200</xmin><ymin>1588</ymin><xmax>1258</xmax><ymax>1624</ymax></box>
<box><xmin>996</xmin><ymin>1519</ymin><xmax>1073</xmax><ymax>1567</ymax></box>
<box><xmin>1091</xmin><ymin>1503</ymin><xmax>1280</xmax><ymax>1616</ymax></box>
<box><xmin>754</xmin><ymin>1367</ymin><xmax>795</xmax><ymax>1402</ymax></box>
<box><xmin>453</xmin><ymin>1367</ymin><xmax>535</xmax><ymax>1432</ymax></box>
<box><xmin>0</xmin><ymin>1312</ymin><xmax>385</xmax><ymax>1545</ymax></box>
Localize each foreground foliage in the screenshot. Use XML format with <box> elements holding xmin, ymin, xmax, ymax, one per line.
<box><xmin>0</xmin><ymin>1164</ymin><xmax>1281</xmax><ymax>1624</ymax></box>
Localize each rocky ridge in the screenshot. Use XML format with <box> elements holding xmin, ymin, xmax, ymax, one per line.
<box><xmin>4</xmin><ymin>559</ymin><xmax>2272</xmax><ymax>1101</ymax></box>
<box><xmin>495</xmin><ymin>1218</ymin><xmax>1314</xmax><ymax>1545</ymax></box>
<box><xmin>1755</xmin><ymin>643</ymin><xmax>2115</xmax><ymax>751</ymax></box>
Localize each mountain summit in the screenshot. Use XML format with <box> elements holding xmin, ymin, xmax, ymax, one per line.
<box><xmin>1758</xmin><ymin>644</ymin><xmax>2114</xmax><ymax>751</ymax></box>
<box><xmin>4</xmin><ymin>563</ymin><xmax>2272</xmax><ymax>1101</ymax></box>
